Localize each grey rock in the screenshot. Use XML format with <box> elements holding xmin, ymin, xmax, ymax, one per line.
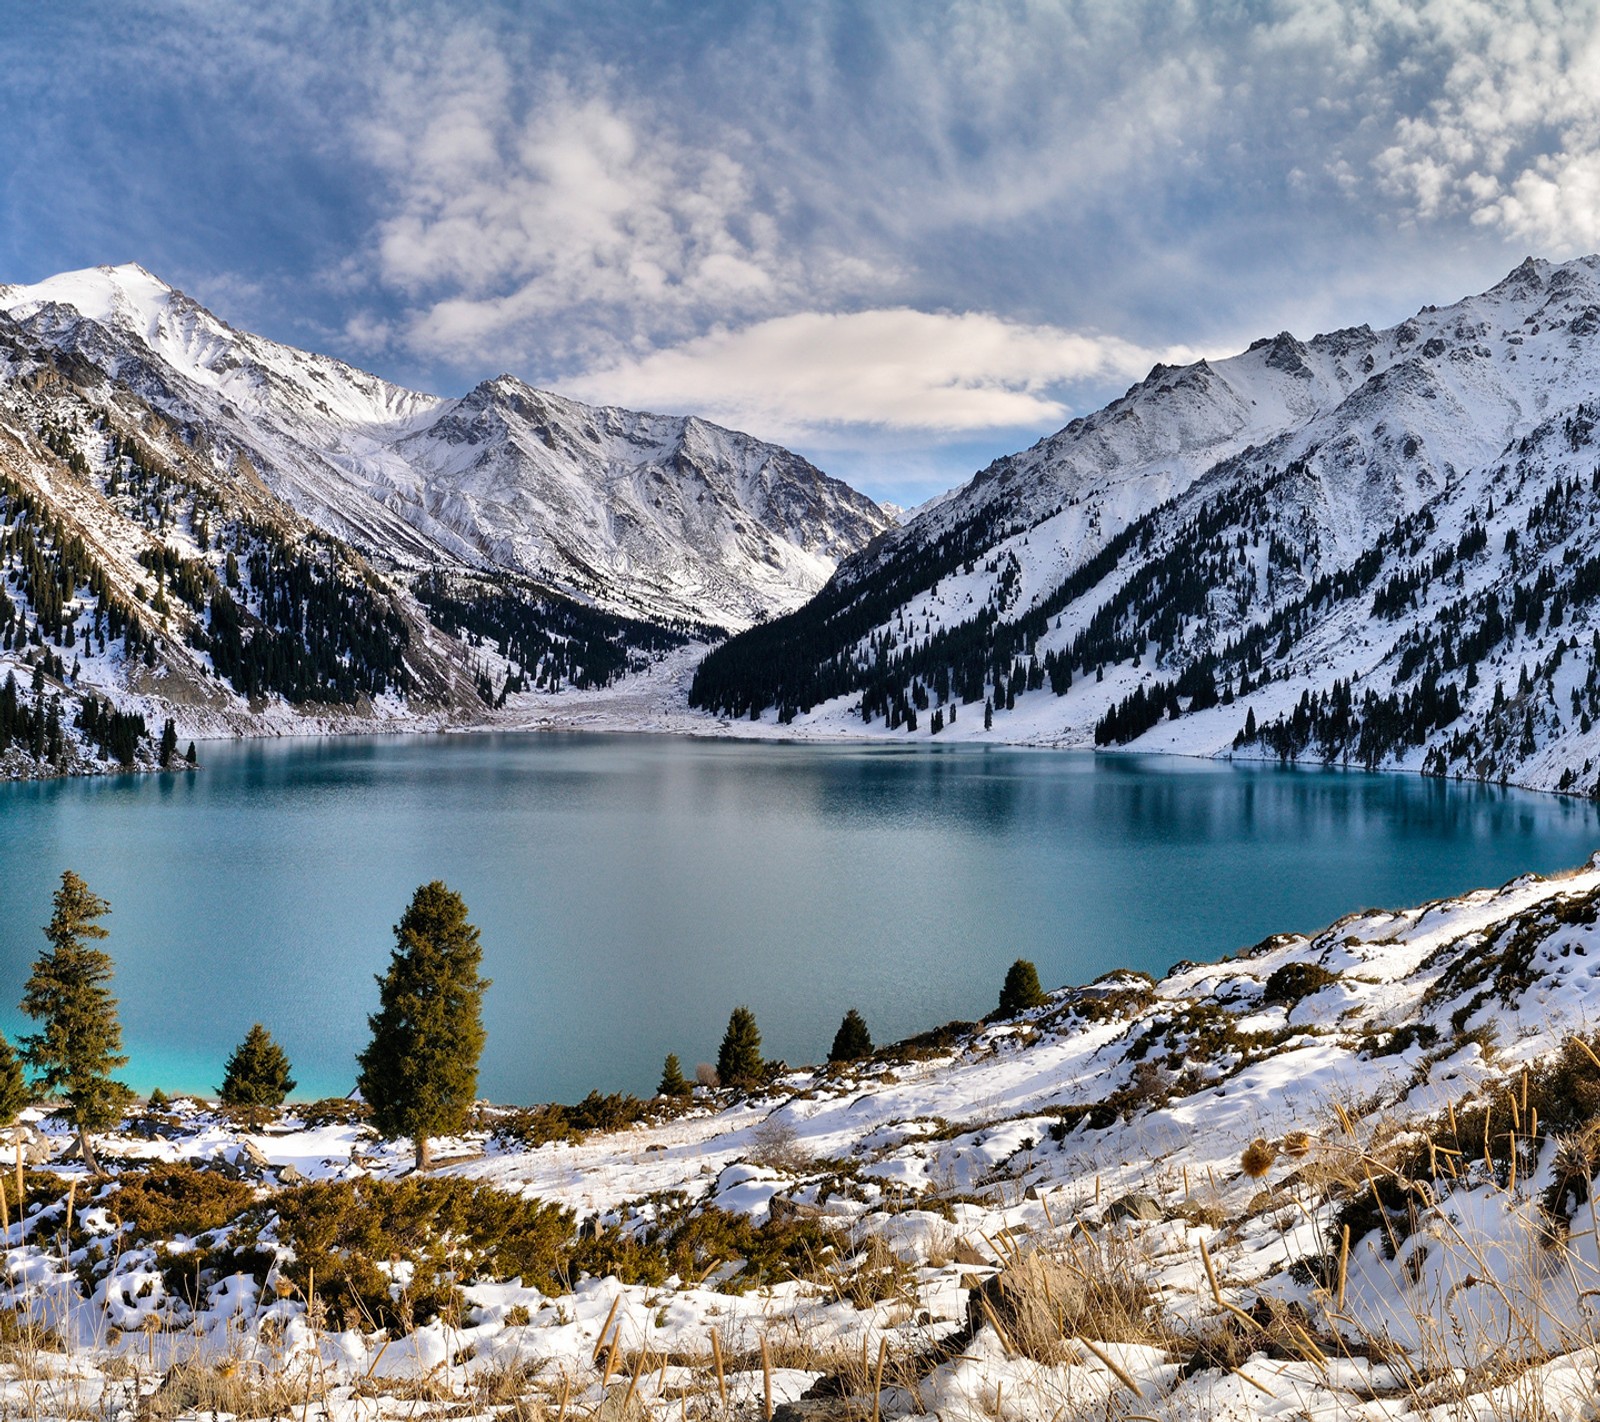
<box><xmin>1103</xmin><ymin>1191</ymin><xmax>1163</xmax><ymax>1224</ymax></box>
<box><xmin>773</xmin><ymin>1400</ymin><xmax>874</xmax><ymax>1422</ymax></box>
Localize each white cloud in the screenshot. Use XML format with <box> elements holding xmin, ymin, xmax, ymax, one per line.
<box><xmin>566</xmin><ymin>308</ymin><xmax>1201</xmax><ymax>440</ymax></box>
<box><xmin>356</xmin><ymin>44</ymin><xmax>877</xmax><ymax>365</ymax></box>
<box><xmin>1367</xmin><ymin>1</ymin><xmax>1600</xmax><ymax>252</ymax></box>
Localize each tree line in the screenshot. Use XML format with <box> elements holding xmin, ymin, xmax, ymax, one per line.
<box><xmin>6</xmin><ymin>868</ymin><xmax>1058</xmax><ymax>1174</ymax></box>
<box><xmin>4</xmin><ymin>872</ymin><xmax>489</xmax><ymax>1174</ymax></box>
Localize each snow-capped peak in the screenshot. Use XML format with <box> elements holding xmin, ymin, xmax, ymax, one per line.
<box><xmin>0</xmin><ymin>262</ymin><xmax>892</xmax><ymax>629</ymax></box>
<box><xmin>0</xmin><ymin>261</ymin><xmax>180</xmax><ymax>333</ymax></box>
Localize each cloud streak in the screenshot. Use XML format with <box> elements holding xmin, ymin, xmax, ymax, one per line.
<box><xmin>567</xmin><ymin>309</ymin><xmax>1201</xmax><ymax>440</ymax></box>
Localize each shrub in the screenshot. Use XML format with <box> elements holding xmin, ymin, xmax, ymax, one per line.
<box><xmin>270</xmin><ymin>1177</ymin><xmax>574</xmax><ymax>1331</ymax></box>
<box><xmin>104</xmin><ymin>1164</ymin><xmax>257</xmax><ymax>1241</ymax></box>
<box><xmin>491</xmin><ymin>1091</ymin><xmax>649</xmax><ymax>1149</ymax></box>
<box><xmin>1262</xmin><ymin>961</ymin><xmax>1339</xmax><ymax>1006</ymax></box>
<box><xmin>640</xmin><ymin>1205</ymin><xmax>834</xmax><ymax>1294</ymax></box>
<box><xmin>294</xmin><ymin>1098</ymin><xmax>371</xmax><ymax>1129</ymax></box>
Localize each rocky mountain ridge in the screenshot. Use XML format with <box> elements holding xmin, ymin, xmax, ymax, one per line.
<box><xmin>0</xmin><ymin>265</ymin><xmax>891</xmax><ymax>632</ymax></box>
<box><xmin>0</xmin><ymin>264</ymin><xmax>890</xmax><ymax>775</ymax></box>
<box><xmin>692</xmin><ymin>255</ymin><xmax>1600</xmax><ymax>795</ymax></box>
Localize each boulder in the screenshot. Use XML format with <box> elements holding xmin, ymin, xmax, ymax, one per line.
<box><xmin>1103</xmin><ymin>1191</ymin><xmax>1163</xmax><ymax>1224</ymax></box>
<box><xmin>0</xmin><ymin>1125</ymin><xmax>53</xmax><ymax>1166</ymax></box>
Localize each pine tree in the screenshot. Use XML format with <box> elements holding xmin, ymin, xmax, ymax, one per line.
<box><xmin>716</xmin><ymin>1006</ymin><xmax>763</xmax><ymax>1091</ymax></box>
<box><xmin>219</xmin><ymin>1023</ymin><xmax>296</xmax><ymax>1111</ymax></box>
<box><xmin>184</xmin><ymin>742</ymin><xmax>197</xmax><ymax>766</ymax></box>
<box><xmin>657</xmin><ymin>1053</ymin><xmax>691</xmax><ymax>1098</ymax></box>
<box><xmin>828</xmin><ymin>1009</ymin><xmax>873</xmax><ymax>1063</ymax></box>
<box><xmin>357</xmin><ymin>882</ymin><xmax>489</xmax><ymax>1170</ymax></box>
<box><xmin>19</xmin><ymin>871</ymin><xmax>129</xmax><ymax>1172</ymax></box>
<box><xmin>997</xmin><ymin>958</ymin><xmax>1047</xmax><ymax>1018</ymax></box>
<box><xmin>0</xmin><ymin>1032</ymin><xmax>28</xmax><ymax>1128</ymax></box>
<box><xmin>159</xmin><ymin>718</ymin><xmax>177</xmax><ymax>768</ymax></box>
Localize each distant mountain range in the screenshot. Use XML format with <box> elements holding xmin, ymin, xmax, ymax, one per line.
<box><xmin>15</xmin><ymin>256</ymin><xmax>1600</xmax><ymax>797</ymax></box>
<box><xmin>696</xmin><ymin>255</ymin><xmax>1600</xmax><ymax>795</ymax></box>
<box><xmin>0</xmin><ymin>264</ymin><xmax>890</xmax><ymax>773</ymax></box>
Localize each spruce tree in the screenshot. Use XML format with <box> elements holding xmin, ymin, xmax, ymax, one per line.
<box><xmin>19</xmin><ymin>871</ymin><xmax>129</xmax><ymax>1172</ymax></box>
<box><xmin>716</xmin><ymin>1006</ymin><xmax>763</xmax><ymax>1091</ymax></box>
<box><xmin>657</xmin><ymin>1053</ymin><xmax>690</xmax><ymax>1098</ymax></box>
<box><xmin>219</xmin><ymin>1023</ymin><xmax>296</xmax><ymax>1111</ymax></box>
<box><xmin>0</xmin><ymin>1032</ymin><xmax>28</xmax><ymax>1128</ymax></box>
<box><xmin>357</xmin><ymin>882</ymin><xmax>489</xmax><ymax>1170</ymax></box>
<box><xmin>829</xmin><ymin>1009</ymin><xmax>873</xmax><ymax>1063</ymax></box>
<box><xmin>159</xmin><ymin>718</ymin><xmax>177</xmax><ymax>768</ymax></box>
<box><xmin>997</xmin><ymin>958</ymin><xmax>1047</xmax><ymax>1018</ymax></box>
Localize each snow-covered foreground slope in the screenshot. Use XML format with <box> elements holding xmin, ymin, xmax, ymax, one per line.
<box><xmin>0</xmin><ymin>266</ymin><xmax>891</xmax><ymax>630</ymax></box>
<box><xmin>694</xmin><ymin>256</ymin><xmax>1600</xmax><ymax>796</ymax></box>
<box><xmin>11</xmin><ymin>859</ymin><xmax>1600</xmax><ymax>1416</ymax></box>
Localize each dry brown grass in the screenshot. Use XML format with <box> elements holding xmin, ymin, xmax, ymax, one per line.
<box><xmin>138</xmin><ymin>1358</ymin><xmax>322</xmax><ymax>1420</ymax></box>
<box><xmin>974</xmin><ymin>1229</ymin><xmax>1164</xmax><ymax>1363</ymax></box>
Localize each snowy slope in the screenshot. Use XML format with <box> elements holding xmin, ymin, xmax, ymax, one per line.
<box><xmin>9</xmin><ymin>858</ymin><xmax>1600</xmax><ymax>1416</ymax></box>
<box><xmin>376</xmin><ymin>376</ymin><xmax>887</xmax><ymax>628</ymax></box>
<box><xmin>0</xmin><ymin>266</ymin><xmax>890</xmax><ymax>629</ymax></box>
<box><xmin>693</xmin><ymin>256</ymin><xmax>1600</xmax><ymax>795</ymax></box>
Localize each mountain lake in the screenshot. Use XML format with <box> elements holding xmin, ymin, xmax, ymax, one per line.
<box><xmin>0</xmin><ymin>732</ymin><xmax>1595</xmax><ymax>1104</ymax></box>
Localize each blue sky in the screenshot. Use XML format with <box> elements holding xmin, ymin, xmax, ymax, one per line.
<box><xmin>7</xmin><ymin>2</ymin><xmax>1600</xmax><ymax>505</ymax></box>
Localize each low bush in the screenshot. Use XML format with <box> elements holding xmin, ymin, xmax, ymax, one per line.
<box><xmin>103</xmin><ymin>1164</ymin><xmax>258</xmax><ymax>1241</ymax></box>
<box><xmin>271</xmin><ymin>1177</ymin><xmax>574</xmax><ymax>1331</ymax></box>
<box><xmin>293</xmin><ymin>1098</ymin><xmax>371</xmax><ymax>1129</ymax></box>
<box><xmin>491</xmin><ymin>1091</ymin><xmax>651</xmax><ymax>1149</ymax></box>
<box><xmin>1263</xmin><ymin>961</ymin><xmax>1339</xmax><ymax>1006</ymax></box>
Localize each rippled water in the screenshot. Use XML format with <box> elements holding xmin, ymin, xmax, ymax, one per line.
<box><xmin>0</xmin><ymin>734</ymin><xmax>1594</xmax><ymax>1103</ymax></box>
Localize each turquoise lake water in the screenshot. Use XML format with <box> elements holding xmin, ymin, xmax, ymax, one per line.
<box><xmin>0</xmin><ymin>734</ymin><xmax>1595</xmax><ymax>1104</ymax></box>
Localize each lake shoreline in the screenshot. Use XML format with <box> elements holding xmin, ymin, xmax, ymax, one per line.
<box><xmin>5</xmin><ymin>736</ymin><xmax>1595</xmax><ymax>1106</ymax></box>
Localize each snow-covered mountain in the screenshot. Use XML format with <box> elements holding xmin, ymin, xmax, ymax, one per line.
<box><xmin>0</xmin><ymin>264</ymin><xmax>890</xmax><ymax>631</ymax></box>
<box><xmin>693</xmin><ymin>255</ymin><xmax>1600</xmax><ymax>794</ymax></box>
<box><xmin>0</xmin><ymin>262</ymin><xmax>894</xmax><ymax>775</ymax></box>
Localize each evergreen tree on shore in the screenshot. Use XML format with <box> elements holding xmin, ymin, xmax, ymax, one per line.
<box><xmin>997</xmin><ymin>958</ymin><xmax>1047</xmax><ymax>1018</ymax></box>
<box><xmin>19</xmin><ymin>871</ymin><xmax>129</xmax><ymax>1173</ymax></box>
<box><xmin>829</xmin><ymin>1009</ymin><xmax>873</xmax><ymax>1063</ymax></box>
<box><xmin>716</xmin><ymin>1007</ymin><xmax>763</xmax><ymax>1091</ymax></box>
<box><xmin>219</xmin><ymin>1023</ymin><xmax>296</xmax><ymax>1110</ymax></box>
<box><xmin>657</xmin><ymin>1053</ymin><xmax>690</xmax><ymax>1097</ymax></box>
<box><xmin>0</xmin><ymin>1033</ymin><xmax>27</xmax><ymax>1128</ymax></box>
<box><xmin>357</xmin><ymin>882</ymin><xmax>489</xmax><ymax>1171</ymax></box>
